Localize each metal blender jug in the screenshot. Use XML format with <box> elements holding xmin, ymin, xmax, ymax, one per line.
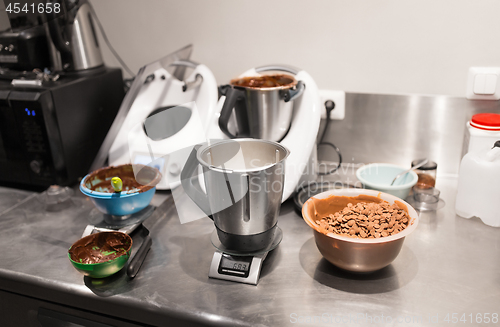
<box><xmin>181</xmin><ymin>139</ymin><xmax>289</xmax><ymax>252</ymax></box>
<box><xmin>218</xmin><ymin>72</ymin><xmax>305</xmax><ymax>142</ymax></box>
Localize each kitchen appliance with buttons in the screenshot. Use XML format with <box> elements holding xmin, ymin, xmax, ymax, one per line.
<box><xmin>0</xmin><ymin>25</ymin><xmax>51</xmax><ymax>71</ymax></box>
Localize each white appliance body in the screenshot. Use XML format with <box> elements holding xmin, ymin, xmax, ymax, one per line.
<box><xmin>108</xmin><ymin>63</ymin><xmax>218</xmax><ymax>190</ymax></box>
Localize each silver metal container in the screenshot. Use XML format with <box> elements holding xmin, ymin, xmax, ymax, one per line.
<box><xmin>46</xmin><ymin>0</ymin><xmax>103</xmax><ymax>72</ymax></box>
<box><xmin>218</xmin><ymin>74</ymin><xmax>305</xmax><ymax>142</ymax></box>
<box><xmin>181</xmin><ymin>139</ymin><xmax>290</xmax><ymax>252</ymax></box>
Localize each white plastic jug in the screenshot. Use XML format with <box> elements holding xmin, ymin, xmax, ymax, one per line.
<box><xmin>462</xmin><ymin>113</ymin><xmax>500</xmax><ymax>158</ymax></box>
<box><xmin>456</xmin><ymin>140</ymin><xmax>500</xmax><ymax>227</ymax></box>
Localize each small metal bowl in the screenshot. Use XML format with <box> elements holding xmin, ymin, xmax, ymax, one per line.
<box><xmin>302</xmin><ymin>189</ymin><xmax>419</xmax><ymax>273</ymax></box>
<box><xmin>68</xmin><ymin>231</ymin><xmax>133</xmax><ymax>278</ymax></box>
<box><xmin>80</xmin><ymin>164</ymin><xmax>161</xmax><ymax>216</ymax></box>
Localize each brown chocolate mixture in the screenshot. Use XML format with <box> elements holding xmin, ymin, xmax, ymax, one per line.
<box><xmin>231</xmin><ymin>74</ymin><xmax>295</xmax><ymax>88</ymax></box>
<box><xmin>307</xmin><ymin>195</ymin><xmax>411</xmax><ymax>239</ymax></box>
<box><xmin>416</xmin><ymin>173</ymin><xmax>436</xmax><ymax>188</ymax></box>
<box><xmin>84</xmin><ymin>164</ymin><xmax>160</xmax><ymax>193</ymax></box>
<box><xmin>69</xmin><ymin>232</ymin><xmax>132</xmax><ymax>264</ymax></box>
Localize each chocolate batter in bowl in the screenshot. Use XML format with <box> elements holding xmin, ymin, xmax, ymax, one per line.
<box><xmin>68</xmin><ymin>231</ymin><xmax>133</xmax><ymax>278</ymax></box>
<box><xmin>83</xmin><ymin>164</ymin><xmax>161</xmax><ymax>194</ymax></box>
<box><xmin>301</xmin><ymin>189</ymin><xmax>418</xmax><ymax>273</ymax></box>
<box><xmin>80</xmin><ymin>164</ymin><xmax>162</xmax><ymax>216</ymax></box>
<box><xmin>230</xmin><ymin>74</ymin><xmax>297</xmax><ymax>89</ymax></box>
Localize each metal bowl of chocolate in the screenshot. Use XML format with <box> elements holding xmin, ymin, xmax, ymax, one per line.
<box><xmin>80</xmin><ymin>164</ymin><xmax>162</xmax><ymax>216</ymax></box>
<box><xmin>302</xmin><ymin>189</ymin><xmax>418</xmax><ymax>273</ymax></box>
<box><xmin>68</xmin><ymin>231</ymin><xmax>133</xmax><ymax>278</ymax></box>
<box><xmin>230</xmin><ymin>73</ymin><xmax>297</xmax><ymax>89</ymax></box>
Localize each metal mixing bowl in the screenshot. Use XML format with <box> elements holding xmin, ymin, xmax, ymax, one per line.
<box><xmin>68</xmin><ymin>231</ymin><xmax>133</xmax><ymax>278</ymax></box>
<box><xmin>301</xmin><ymin>189</ymin><xmax>419</xmax><ymax>273</ymax></box>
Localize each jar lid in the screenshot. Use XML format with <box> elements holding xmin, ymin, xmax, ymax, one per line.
<box><xmin>470</xmin><ymin>113</ymin><xmax>500</xmax><ymax>131</ymax></box>
<box><xmin>411</xmin><ymin>159</ymin><xmax>437</xmax><ymax>170</ymax></box>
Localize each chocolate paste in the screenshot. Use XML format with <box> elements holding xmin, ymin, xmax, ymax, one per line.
<box><xmin>84</xmin><ymin>164</ymin><xmax>161</xmax><ymax>193</ymax></box>
<box><xmin>231</xmin><ymin>74</ymin><xmax>296</xmax><ymax>89</ymax></box>
<box><xmin>69</xmin><ymin>232</ymin><xmax>132</xmax><ymax>264</ymax></box>
<box><xmin>416</xmin><ymin>173</ymin><xmax>436</xmax><ymax>188</ymax></box>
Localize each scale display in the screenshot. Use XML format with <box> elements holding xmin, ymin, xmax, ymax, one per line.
<box><xmin>218</xmin><ymin>254</ymin><xmax>252</xmax><ymax>278</ymax></box>
<box><xmin>208</xmin><ymin>227</ymin><xmax>282</xmax><ymax>285</ymax></box>
<box><xmin>209</xmin><ymin>250</ymin><xmax>267</xmax><ymax>285</ymax></box>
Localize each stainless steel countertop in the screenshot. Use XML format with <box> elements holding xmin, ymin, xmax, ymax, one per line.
<box><xmin>0</xmin><ymin>174</ymin><xmax>499</xmax><ymax>327</ymax></box>
<box><xmin>1</xmin><ymin>92</ymin><xmax>499</xmax><ymax>326</ymax></box>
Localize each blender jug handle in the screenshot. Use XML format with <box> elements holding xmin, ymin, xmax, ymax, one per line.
<box><xmin>180</xmin><ymin>145</ymin><xmax>213</xmax><ymax>219</ymax></box>
<box><xmin>218</xmin><ymin>86</ymin><xmax>246</xmax><ymax>139</ymax></box>
<box><xmin>283</xmin><ymin>80</ymin><xmax>305</xmax><ymax>102</ymax></box>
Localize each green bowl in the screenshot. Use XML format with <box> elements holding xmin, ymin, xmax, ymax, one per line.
<box><xmin>68</xmin><ymin>232</ymin><xmax>133</xmax><ymax>278</ymax></box>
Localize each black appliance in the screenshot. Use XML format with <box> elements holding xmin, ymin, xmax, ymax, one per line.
<box><xmin>0</xmin><ymin>0</ymin><xmax>125</xmax><ymax>188</ymax></box>
<box><xmin>1</xmin><ymin>0</ymin><xmax>103</xmax><ymax>73</ymax></box>
<box><xmin>0</xmin><ymin>25</ymin><xmax>51</xmax><ymax>71</ymax></box>
<box><xmin>0</xmin><ymin>67</ymin><xmax>124</xmax><ymax>187</ymax></box>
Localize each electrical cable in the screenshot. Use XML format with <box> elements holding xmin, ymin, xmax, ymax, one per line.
<box><xmin>87</xmin><ymin>1</ymin><xmax>135</xmax><ymax>78</ymax></box>
<box><xmin>317</xmin><ymin>100</ymin><xmax>342</xmax><ymax>175</ymax></box>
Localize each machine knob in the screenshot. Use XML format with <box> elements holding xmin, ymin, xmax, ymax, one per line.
<box><xmin>169</xmin><ymin>163</ymin><xmax>180</xmax><ymax>176</ymax></box>
<box><xmin>30</xmin><ymin>160</ymin><xmax>43</xmax><ymax>174</ymax></box>
<box><xmin>8</xmin><ymin>44</ymin><xmax>14</xmax><ymax>52</ymax></box>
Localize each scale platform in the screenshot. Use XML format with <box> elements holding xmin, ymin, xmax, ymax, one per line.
<box><xmin>208</xmin><ymin>227</ymin><xmax>282</xmax><ymax>285</ymax></box>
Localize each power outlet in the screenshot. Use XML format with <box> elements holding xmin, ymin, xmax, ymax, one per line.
<box><xmin>319</xmin><ymin>90</ymin><xmax>345</xmax><ymax>120</ymax></box>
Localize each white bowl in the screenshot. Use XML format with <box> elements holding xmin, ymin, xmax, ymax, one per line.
<box><xmin>356</xmin><ymin>163</ymin><xmax>418</xmax><ymax>199</ymax></box>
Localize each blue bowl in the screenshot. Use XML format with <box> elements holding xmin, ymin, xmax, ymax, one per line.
<box><xmin>80</xmin><ymin>164</ymin><xmax>161</xmax><ymax>216</ymax></box>
<box><xmin>356</xmin><ymin>163</ymin><xmax>418</xmax><ymax>199</ymax></box>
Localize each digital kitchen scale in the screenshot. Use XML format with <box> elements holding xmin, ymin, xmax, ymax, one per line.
<box><xmin>208</xmin><ymin>227</ymin><xmax>282</xmax><ymax>285</ymax></box>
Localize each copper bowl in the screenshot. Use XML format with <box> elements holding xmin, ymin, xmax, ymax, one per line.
<box><xmin>302</xmin><ymin>189</ymin><xmax>418</xmax><ymax>273</ymax></box>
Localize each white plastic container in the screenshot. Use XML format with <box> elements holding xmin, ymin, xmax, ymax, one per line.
<box><xmin>455</xmin><ymin>140</ymin><xmax>500</xmax><ymax>227</ymax></box>
<box><xmin>462</xmin><ymin>113</ymin><xmax>500</xmax><ymax>158</ymax></box>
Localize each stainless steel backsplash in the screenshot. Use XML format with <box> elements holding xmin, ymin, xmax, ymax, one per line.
<box><xmin>321</xmin><ymin>93</ymin><xmax>500</xmax><ymax>176</ymax></box>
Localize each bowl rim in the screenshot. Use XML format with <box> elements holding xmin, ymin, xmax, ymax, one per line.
<box><xmin>68</xmin><ymin>231</ymin><xmax>133</xmax><ymax>266</ymax></box>
<box><xmin>80</xmin><ymin>164</ymin><xmax>161</xmax><ymax>198</ymax></box>
<box><xmin>356</xmin><ymin>163</ymin><xmax>418</xmax><ymax>190</ymax></box>
<box><xmin>301</xmin><ymin>188</ymin><xmax>419</xmax><ymax>244</ymax></box>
